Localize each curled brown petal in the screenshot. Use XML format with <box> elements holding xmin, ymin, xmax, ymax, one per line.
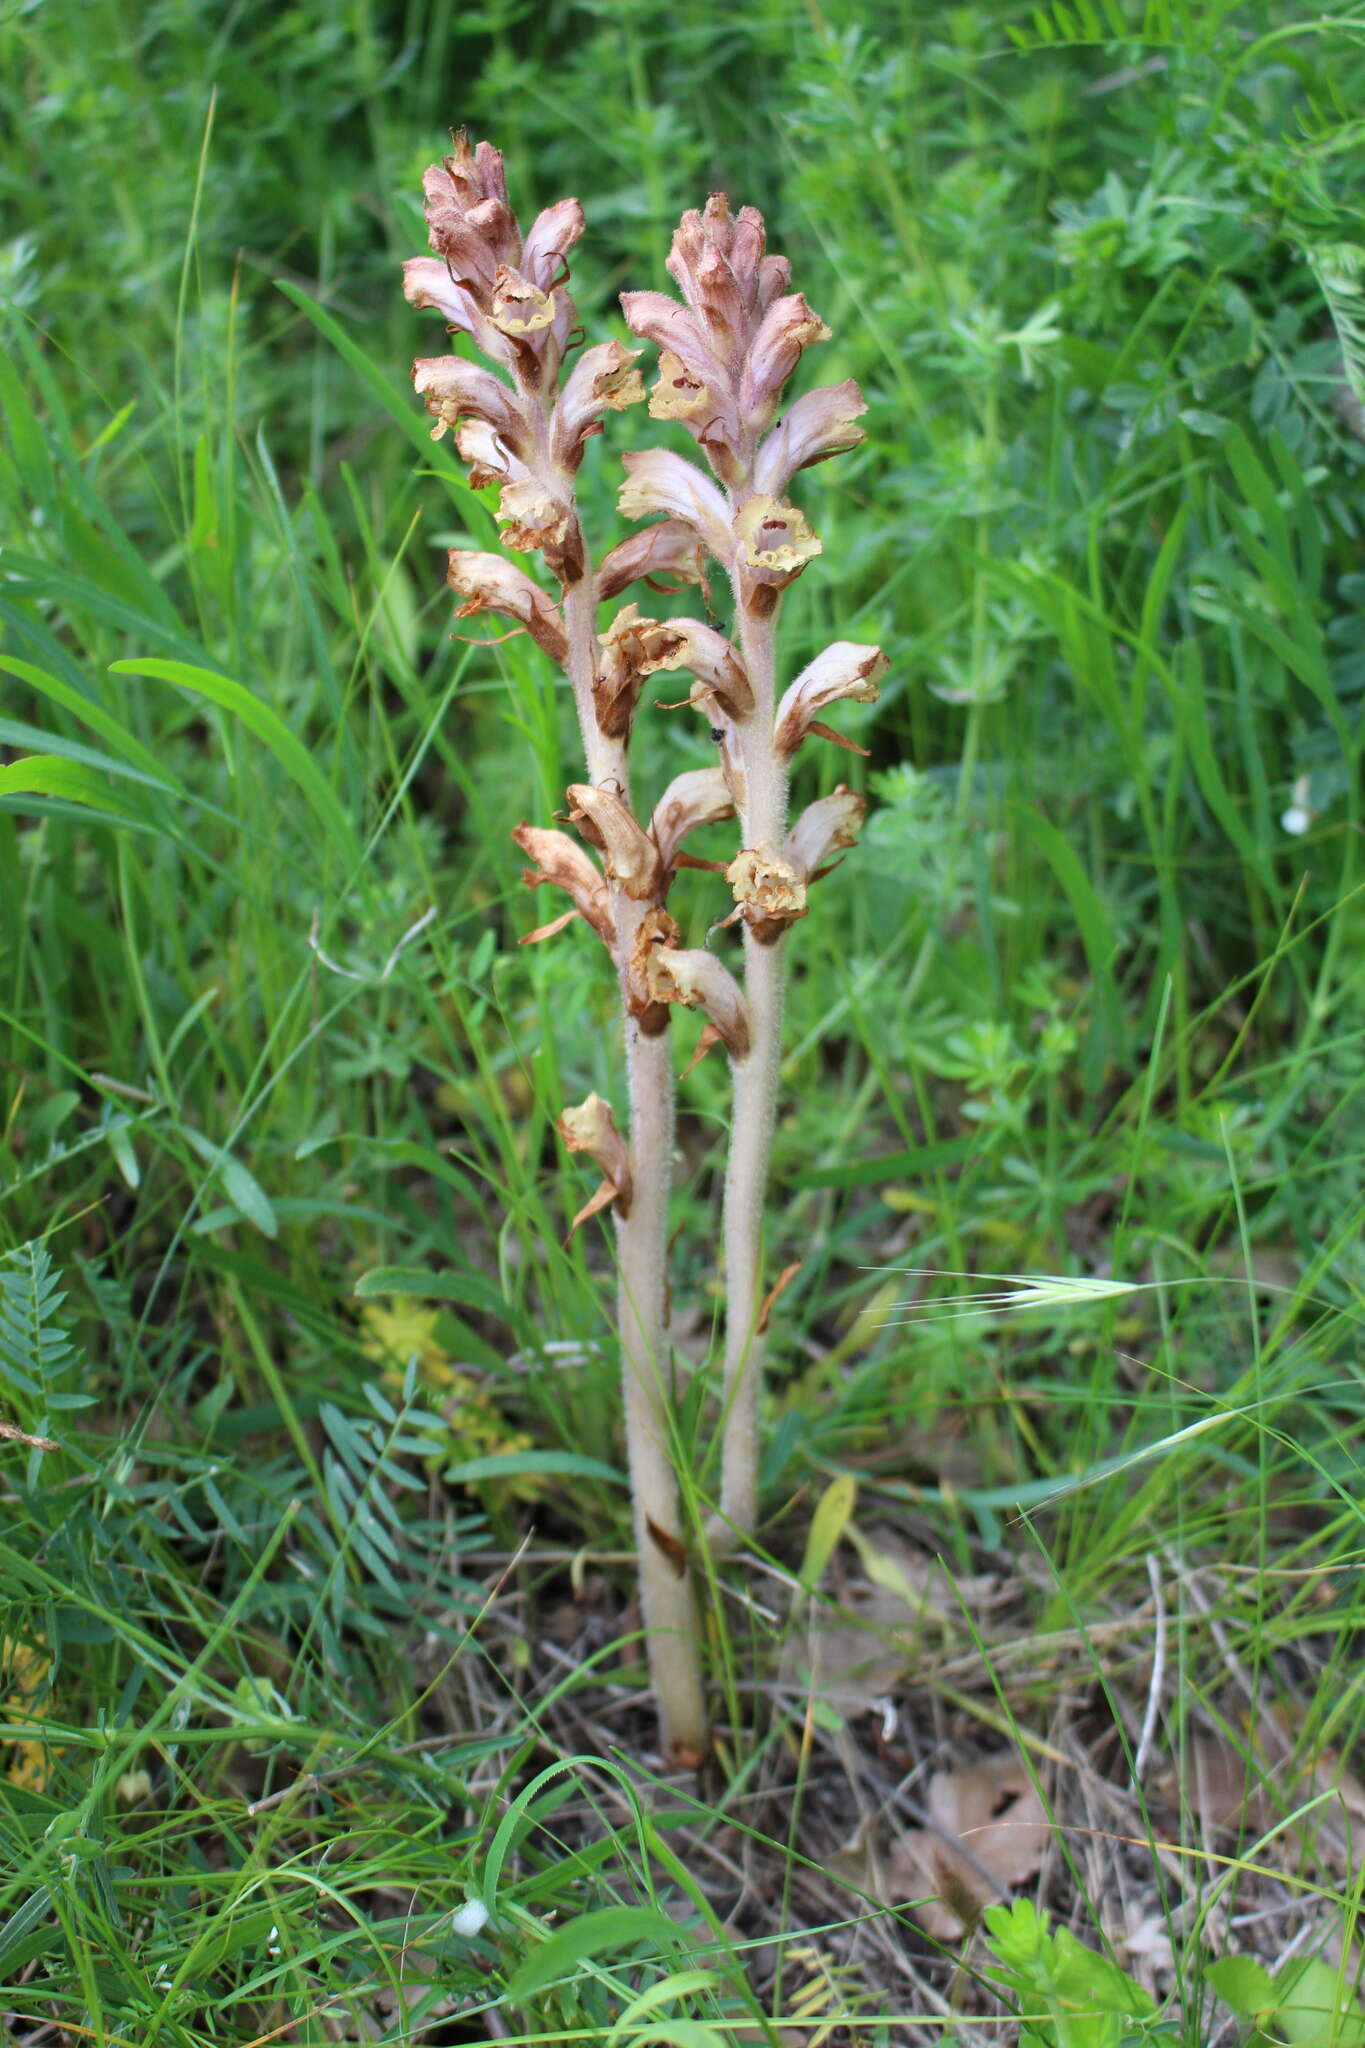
<box><xmin>725</xmin><ymin>842</ymin><xmax>808</xmax><ymax>944</ymax></box>
<box><xmin>648</xmin><ymin>946</ymin><xmax>751</xmax><ymax>1060</ymax></box>
<box><xmin>626</xmin><ymin>906</ymin><xmax>684</xmax><ymax>1035</ymax></box>
<box><xmin>773</xmin><ymin>640</ymin><xmax>887</xmax><ymax>761</ymax></box>
<box><xmin>512</xmin><ymin>823</ymin><xmax>615</xmax><ymax>947</ymax></box>
<box><xmin>558</xmin><ymin>1091</ymin><xmax>632</xmax><ymax>1236</ymax></box>
<box><xmin>566</xmin><ymin>784</ymin><xmax>664</xmax><ymax>901</ymax></box>
<box><xmin>446</xmin><ymin>551</ymin><xmax>568</xmax><ymax>665</ymax></box>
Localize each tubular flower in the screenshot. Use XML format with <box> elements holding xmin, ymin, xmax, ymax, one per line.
<box><xmin>596</xmin><ymin>520</ymin><xmax>710</xmax><ymax>603</ymax></box>
<box><xmin>512</xmin><ymin>824</ymin><xmax>615</xmax><ymax>948</ymax></box>
<box><xmin>725</xmin><ymin>842</ymin><xmax>808</xmax><ymax>944</ymax></box>
<box><xmin>649</xmin><ymin>766</ymin><xmax>734</xmax><ymax>878</ymax></box>
<box><xmin>773</xmin><ymin>641</ymin><xmax>887</xmax><ymax>760</ymax></box>
<box><xmin>783</xmin><ymin>784</ymin><xmax>866</xmax><ymax>880</ymax></box>
<box><xmin>411</xmin><ymin>356</ymin><xmax>530</xmax><ymax>451</ymax></box>
<box><xmin>740</xmin><ymin>293</ymin><xmax>831</xmax><ymax>426</ymax></box>
<box><xmin>446</xmin><ymin>552</ymin><xmax>568</xmax><ymax>664</ymax></box>
<box><xmin>552</xmin><ymin>341</ymin><xmax>645</xmax><ymax>471</ymax></box>
<box><xmin>565</xmin><ymin>784</ymin><xmax>664</xmax><ymax>901</ymax></box>
<box><xmin>645</xmin><ymin>946</ymin><xmax>750</xmax><ymax>1059</ymax></box>
<box><xmin>558</xmin><ymin>1092</ymin><xmax>632</xmax><ymax>1236</ymax></box>
<box><xmin>594</xmin><ymin>606</ymin><xmax>687</xmax><ymax>739</ymax></box>
<box><xmin>618</xmin><ymin>450</ymin><xmax>733</xmax><ymax>565</ymax></box>
<box><xmin>755</xmin><ymin>380</ymin><xmax>867</xmax><ymax>495</ymax></box>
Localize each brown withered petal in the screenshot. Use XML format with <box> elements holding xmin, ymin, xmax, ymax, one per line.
<box><xmin>773</xmin><ymin>640</ymin><xmax>887</xmax><ymax>761</ymax></box>
<box><xmin>755</xmin><ymin>379</ymin><xmax>868</xmax><ymax>496</ymax></box>
<box><xmin>446</xmin><ymin>551</ymin><xmax>568</xmax><ymax>665</ymax></box>
<box><xmin>557</xmin><ymin>1091</ymin><xmax>632</xmax><ymax>1235</ymax></box>
<box><xmin>512</xmin><ymin>823</ymin><xmax>615</xmax><ymax>947</ymax></box>
<box><xmin>552</xmin><ymin>340</ymin><xmax>645</xmax><ymax>470</ymax></box>
<box><xmin>595</xmin><ymin>520</ymin><xmax>710</xmax><ymax>603</ymax></box>
<box><xmin>740</xmin><ymin>293</ymin><xmax>832</xmax><ymax>424</ymax></box>
<box><xmin>454</xmin><ymin>417</ymin><xmax>514</xmax><ymax>488</ymax></box>
<box><xmin>734</xmin><ymin>494</ymin><xmax>822</xmax><ymax>587</ymax></box>
<box><xmin>618</xmin><ymin>450</ymin><xmax>733</xmax><ymax>564</ymax></box>
<box><xmin>496</xmin><ymin>478</ymin><xmax>573</xmax><ymax>561</ymax></box>
<box><xmin>656</xmin><ymin>618</ymin><xmax>753</xmax><ymax>719</ymax></box>
<box><xmin>649</xmin><ymin>765</ymin><xmax>735</xmax><ymax>876</ymax></box>
<box><xmin>626</xmin><ymin>906</ymin><xmax>684</xmax><ymax>1034</ymax></box>
<box><xmin>593</xmin><ymin>604</ymin><xmax>686</xmax><ymax>736</ymax></box>
<box><xmin>649</xmin><ymin>946</ymin><xmax>751</xmax><ymax>1059</ymax></box>
<box><xmin>784</xmin><ymin>785</ymin><xmax>866</xmax><ymax>880</ymax></box>
<box><xmin>726</xmin><ymin>842</ymin><xmax>809</xmax><ymax>941</ymax></box>
<box><xmin>519</xmin><ymin>196</ymin><xmax>585</xmax><ymax>291</ymax></box>
<box><xmin>412</xmin><ymin>355</ymin><xmax>529</xmax><ymax>451</ymax></box>
<box><xmin>490</xmin><ymin>265</ymin><xmax>558</xmax><ymax>337</ymax></box>
<box><xmin>566</xmin><ymin>784</ymin><xmax>664</xmax><ymax>901</ymax></box>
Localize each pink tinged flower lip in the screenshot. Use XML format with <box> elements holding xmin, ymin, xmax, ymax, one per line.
<box><xmin>446</xmin><ymin>550</ymin><xmax>567</xmax><ymax>665</ymax></box>
<box><xmin>649</xmin><ymin>765</ymin><xmax>734</xmax><ymax>875</ymax></box>
<box><xmin>618</xmin><ymin>450</ymin><xmax>733</xmax><ymax>564</ymax></box>
<box><xmin>519</xmin><ymin>196</ymin><xmax>586</xmax><ymax>291</ymax></box>
<box><xmin>512</xmin><ymin>824</ymin><xmax>615</xmax><ymax>947</ymax></box>
<box><xmin>490</xmin><ymin>264</ymin><xmax>558</xmax><ymax>336</ymax></box>
<box><xmin>647</xmin><ymin>946</ymin><xmax>750</xmax><ymax>1060</ymax></box>
<box><xmin>773</xmin><ymin>640</ymin><xmax>887</xmax><ymax>760</ymax></box>
<box><xmin>734</xmin><ymin>494</ymin><xmax>822</xmax><ymax>582</ymax></box>
<box><xmin>755</xmin><ymin>379</ymin><xmax>868</xmax><ymax>496</ymax></box>
<box><xmin>565</xmin><ymin>783</ymin><xmax>664</xmax><ymax>901</ymax></box>
<box><xmin>784</xmin><ymin>785</ymin><xmax>867</xmax><ymax>879</ymax></box>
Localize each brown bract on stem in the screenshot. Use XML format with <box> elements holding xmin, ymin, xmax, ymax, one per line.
<box><xmin>405</xmin><ymin>134</ymin><xmax>882</xmax><ymax>1764</ymax></box>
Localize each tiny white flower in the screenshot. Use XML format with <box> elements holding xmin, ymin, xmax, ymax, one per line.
<box><xmin>1281</xmin><ymin>774</ymin><xmax>1314</xmax><ymax>837</ymax></box>
<box><xmin>451</xmin><ymin>1898</ymin><xmax>490</xmax><ymax>1939</ymax></box>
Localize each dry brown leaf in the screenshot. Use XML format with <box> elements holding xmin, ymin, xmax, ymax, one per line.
<box><xmin>779</xmin><ymin>1523</ymin><xmax>996</xmax><ymax>1716</ymax></box>
<box><xmin>833</xmin><ymin>1751</ymin><xmax>1052</xmax><ymax>1941</ymax></box>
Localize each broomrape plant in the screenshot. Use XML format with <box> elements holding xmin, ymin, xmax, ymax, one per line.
<box><xmin>405</xmin><ymin>133</ymin><xmax>883</xmax><ymax>1765</ymax></box>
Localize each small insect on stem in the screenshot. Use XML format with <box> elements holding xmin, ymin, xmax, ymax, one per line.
<box><xmin>708</xmin><ymin>726</ymin><xmax>725</xmax><ymax>742</ymax></box>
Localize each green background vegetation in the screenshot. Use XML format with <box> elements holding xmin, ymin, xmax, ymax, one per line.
<box><xmin>1</xmin><ymin>0</ymin><xmax>1364</xmax><ymax>2039</ymax></box>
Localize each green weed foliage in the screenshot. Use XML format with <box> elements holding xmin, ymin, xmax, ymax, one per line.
<box><xmin>2</xmin><ymin>0</ymin><xmax>1365</xmax><ymax>2039</ymax></box>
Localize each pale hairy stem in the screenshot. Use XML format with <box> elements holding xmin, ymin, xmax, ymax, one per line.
<box><xmin>561</xmin><ymin>569</ymin><xmax>707</xmax><ymax>1765</ymax></box>
<box><xmin>707</xmin><ymin>595</ymin><xmax>789</xmax><ymax>1553</ymax></box>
